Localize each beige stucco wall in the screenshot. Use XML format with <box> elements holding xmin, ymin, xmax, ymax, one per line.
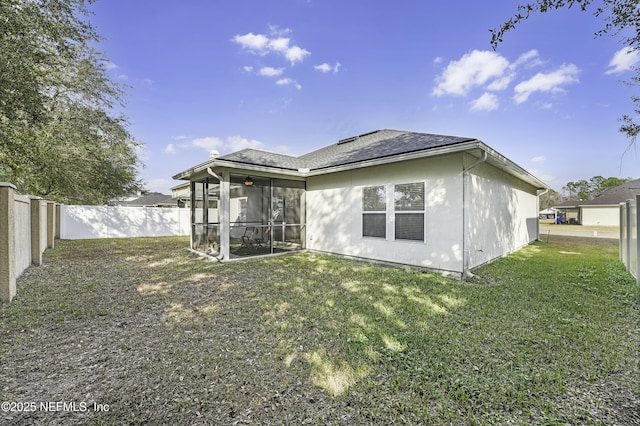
<box><xmin>14</xmin><ymin>194</ymin><xmax>32</xmax><ymax>276</ymax></box>
<box><xmin>467</xmin><ymin>159</ymin><xmax>538</xmax><ymax>270</ymax></box>
<box><xmin>306</xmin><ymin>154</ymin><xmax>465</xmax><ymax>275</ymax></box>
<box><xmin>581</xmin><ymin>205</ymin><xmax>619</xmax><ymax>227</ymax></box>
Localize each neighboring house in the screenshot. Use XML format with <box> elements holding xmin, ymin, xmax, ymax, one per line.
<box><xmin>173</xmin><ymin>129</ymin><xmax>548</xmax><ymax>278</ymax></box>
<box><xmin>171</xmin><ymin>182</ymin><xmax>191</xmax><ymax>207</ymax></box>
<box><xmin>554</xmin><ymin>178</ymin><xmax>640</xmax><ymax>226</ymax></box>
<box><xmin>539</xmin><ymin>208</ymin><xmax>557</xmax><ymax>220</ymax></box>
<box><xmin>110</xmin><ymin>192</ymin><xmax>177</xmax><ymax>207</ymax></box>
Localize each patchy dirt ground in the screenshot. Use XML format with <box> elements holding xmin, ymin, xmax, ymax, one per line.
<box><xmin>0</xmin><ymin>236</ymin><xmax>638</xmax><ymax>425</ymax></box>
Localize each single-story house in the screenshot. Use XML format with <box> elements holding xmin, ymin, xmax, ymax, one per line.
<box><xmin>109</xmin><ymin>192</ymin><xmax>177</xmax><ymax>207</ymax></box>
<box><xmin>171</xmin><ymin>182</ymin><xmax>191</xmax><ymax>208</ymax></box>
<box><xmin>172</xmin><ymin>129</ymin><xmax>548</xmax><ymax>278</ymax></box>
<box><xmin>554</xmin><ymin>178</ymin><xmax>640</xmax><ymax>226</ymax></box>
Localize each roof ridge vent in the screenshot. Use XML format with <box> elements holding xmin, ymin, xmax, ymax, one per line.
<box><xmin>336</xmin><ymin>129</ymin><xmax>380</xmax><ymax>145</ymax></box>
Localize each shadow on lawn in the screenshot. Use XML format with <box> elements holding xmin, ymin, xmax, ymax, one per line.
<box><xmin>133</xmin><ymin>248</ymin><xmax>467</xmax><ymax>397</ymax></box>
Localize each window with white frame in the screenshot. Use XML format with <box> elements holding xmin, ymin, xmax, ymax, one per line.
<box><xmin>362</xmin><ymin>185</ymin><xmax>386</xmax><ymax>238</ymax></box>
<box><xmin>394</xmin><ymin>182</ymin><xmax>425</xmax><ymax>241</ymax></box>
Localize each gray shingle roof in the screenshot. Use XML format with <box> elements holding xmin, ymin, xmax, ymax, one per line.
<box><xmin>554</xmin><ymin>178</ymin><xmax>640</xmax><ymax>207</ymax></box>
<box><xmin>219</xmin><ymin>150</ymin><xmax>305</xmax><ymax>170</ymax></box>
<box><xmin>112</xmin><ymin>192</ymin><xmax>176</xmax><ymax>207</ymax></box>
<box><xmin>217</xmin><ymin>129</ymin><xmax>476</xmax><ymax>171</ymax></box>
<box><xmin>581</xmin><ymin>178</ymin><xmax>640</xmax><ymax>205</ymax></box>
<box><xmin>300</xmin><ymin>129</ymin><xmax>475</xmax><ymax>170</ymax></box>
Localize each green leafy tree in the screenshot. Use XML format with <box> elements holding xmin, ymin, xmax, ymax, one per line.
<box><xmin>563</xmin><ymin>175</ymin><xmax>630</xmax><ymax>199</ymax></box>
<box><xmin>598</xmin><ymin>176</ymin><xmax>630</xmax><ymax>192</ymax></box>
<box><xmin>490</xmin><ymin>0</ymin><xmax>640</xmax><ymax>146</ymax></box>
<box><xmin>539</xmin><ymin>188</ymin><xmax>563</xmax><ymax>209</ymax></box>
<box><xmin>564</xmin><ymin>179</ymin><xmax>592</xmax><ymax>200</ymax></box>
<box><xmin>0</xmin><ymin>0</ymin><xmax>143</xmax><ymax>204</ymax></box>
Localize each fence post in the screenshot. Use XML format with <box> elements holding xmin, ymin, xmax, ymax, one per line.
<box><xmin>622</xmin><ymin>201</ymin><xmax>630</xmax><ymax>272</ymax></box>
<box><xmin>30</xmin><ymin>196</ymin><xmax>44</xmax><ymax>266</ymax></box>
<box><xmin>46</xmin><ymin>201</ymin><xmax>55</xmax><ymax>249</ymax></box>
<box><xmin>636</xmin><ymin>195</ymin><xmax>640</xmax><ymax>284</ymax></box>
<box><xmin>0</xmin><ymin>183</ymin><xmax>16</xmax><ymax>302</ymax></box>
<box><xmin>55</xmin><ymin>204</ymin><xmax>60</xmax><ymax>239</ymax></box>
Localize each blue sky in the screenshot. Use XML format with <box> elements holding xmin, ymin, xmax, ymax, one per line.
<box><xmin>89</xmin><ymin>0</ymin><xmax>639</xmax><ymax>194</ymax></box>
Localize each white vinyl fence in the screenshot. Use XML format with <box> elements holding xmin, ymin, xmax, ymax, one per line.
<box><xmin>620</xmin><ymin>195</ymin><xmax>640</xmax><ymax>284</ymax></box>
<box><xmin>59</xmin><ymin>205</ymin><xmax>190</xmax><ymax>239</ymax></box>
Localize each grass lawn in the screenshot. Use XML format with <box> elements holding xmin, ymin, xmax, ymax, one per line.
<box><xmin>1</xmin><ymin>236</ymin><xmax>638</xmax><ymax>425</ymax></box>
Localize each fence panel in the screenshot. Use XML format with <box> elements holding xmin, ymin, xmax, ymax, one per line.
<box><xmin>14</xmin><ymin>195</ymin><xmax>32</xmax><ymax>277</ymax></box>
<box><xmin>59</xmin><ymin>205</ymin><xmax>190</xmax><ymax>239</ymax></box>
<box><xmin>620</xmin><ymin>195</ymin><xmax>640</xmax><ymax>284</ymax></box>
<box><xmin>630</xmin><ymin>196</ymin><xmax>638</xmax><ymax>282</ymax></box>
<box><xmin>1</xmin><ymin>184</ymin><xmax>56</xmax><ymax>302</ymax></box>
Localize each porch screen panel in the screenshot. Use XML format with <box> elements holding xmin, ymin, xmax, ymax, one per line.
<box><xmin>192</xmin><ymin>181</ymin><xmax>205</xmax><ymax>250</ymax></box>
<box><xmin>272</xmin><ymin>179</ymin><xmax>305</xmax><ymax>247</ymax></box>
<box><xmin>191</xmin><ymin>178</ymin><xmax>220</xmax><ymax>255</ymax></box>
<box><xmin>394</xmin><ymin>182</ymin><xmax>424</xmax><ymax>241</ymax></box>
<box><xmin>229</xmin><ymin>175</ymin><xmax>269</xmax><ymax>257</ymax></box>
<box><xmin>206</xmin><ymin>179</ymin><xmax>220</xmax><ymax>256</ymax></box>
<box><xmin>362</xmin><ymin>186</ymin><xmax>386</xmax><ymax>238</ymax></box>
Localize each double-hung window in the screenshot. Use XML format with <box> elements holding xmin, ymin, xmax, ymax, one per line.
<box><xmin>362</xmin><ymin>185</ymin><xmax>386</xmax><ymax>238</ymax></box>
<box><xmin>394</xmin><ymin>182</ymin><xmax>425</xmax><ymax>241</ymax></box>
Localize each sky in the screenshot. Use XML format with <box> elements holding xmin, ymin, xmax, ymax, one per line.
<box><xmin>88</xmin><ymin>0</ymin><xmax>640</xmax><ymax>194</ymax></box>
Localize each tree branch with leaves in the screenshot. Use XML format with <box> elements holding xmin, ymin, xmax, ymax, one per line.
<box><xmin>491</xmin><ymin>0</ymin><xmax>640</xmax><ymax>148</ymax></box>
<box><xmin>0</xmin><ymin>0</ymin><xmax>144</xmax><ymax>204</ymax></box>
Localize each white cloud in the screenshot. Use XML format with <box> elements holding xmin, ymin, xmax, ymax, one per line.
<box><xmin>433</xmin><ymin>57</ymin><xmax>443</xmax><ymax>64</ymax></box>
<box><xmin>513</xmin><ymin>63</ymin><xmax>579</xmax><ymax>104</ymax></box>
<box><xmin>314</xmin><ymin>63</ymin><xmax>331</xmax><ymax>73</ymax></box>
<box><xmin>243</xmin><ymin>65</ymin><xmax>254</xmax><ymax>73</ymax></box>
<box><xmin>167</xmin><ymin>135</ymin><xmax>266</xmax><ymax>155</ymax></box>
<box><xmin>314</xmin><ymin>62</ymin><xmax>341</xmax><ymax>73</ymax></box>
<box><xmin>284</xmin><ymin>45</ymin><xmax>310</xmax><ymax>65</ymax></box>
<box><xmin>605</xmin><ymin>47</ymin><xmax>640</xmax><ymax>75</ymax></box>
<box><xmin>191</xmin><ymin>136</ymin><xmax>224</xmax><ymax>152</ymax></box>
<box><xmin>511</xmin><ymin>49</ymin><xmax>541</xmax><ymax>69</ymax></box>
<box><xmin>276</xmin><ymin>78</ymin><xmax>302</xmax><ymax>90</ymax></box>
<box><xmin>469</xmin><ymin>93</ymin><xmax>499</xmax><ymax>112</ymax></box>
<box><xmin>258</xmin><ymin>66</ymin><xmax>284</xmax><ymax>77</ymax></box>
<box><xmin>486</xmin><ymin>74</ymin><xmax>514</xmax><ymax>91</ymax></box>
<box><xmin>105</xmin><ymin>61</ymin><xmax>118</xmax><ymax>70</ymax></box>
<box><xmin>268</xmin><ymin>37</ymin><xmax>291</xmax><ymax>52</ymax></box>
<box><xmin>532</xmin><ymin>155</ymin><xmax>546</xmax><ymax>163</ymax></box>
<box><xmin>232</xmin><ymin>29</ymin><xmax>310</xmax><ymax>65</ymax></box>
<box><xmin>226</xmin><ymin>135</ymin><xmax>264</xmax><ymax>151</ymax></box>
<box><xmin>268</xmin><ymin>25</ymin><xmax>292</xmax><ymax>37</ymax></box>
<box><xmin>232</xmin><ymin>32</ymin><xmax>270</xmax><ymax>52</ymax></box>
<box><xmin>432</xmin><ymin>50</ymin><xmax>510</xmax><ymax>96</ymax></box>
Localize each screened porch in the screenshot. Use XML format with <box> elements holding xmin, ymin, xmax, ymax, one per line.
<box><xmin>190</xmin><ymin>173</ymin><xmax>305</xmax><ymax>259</ymax></box>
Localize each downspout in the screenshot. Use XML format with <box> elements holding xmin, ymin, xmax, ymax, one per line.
<box><xmin>207</xmin><ymin>167</ymin><xmax>221</xmax><ymax>181</ymax></box>
<box><xmin>207</xmin><ymin>167</ymin><xmax>225</xmax><ymax>261</ymax></box>
<box><xmin>462</xmin><ymin>149</ymin><xmax>488</xmax><ymax>279</ymax></box>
